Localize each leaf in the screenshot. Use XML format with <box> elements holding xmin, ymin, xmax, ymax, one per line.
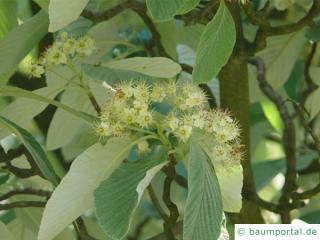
<box><xmin>0</xmin><ymin>10</ymin><xmax>48</xmax><ymax>75</ymax></box>
<box><xmin>192</xmin><ymin>0</ymin><xmax>236</xmax><ymax>83</ymax></box>
<box><xmin>253</xmin><ymin>152</ymin><xmax>316</xmax><ymax>191</ymax></box>
<box><xmin>197</xmin><ymin>133</ymin><xmax>242</xmax><ymax>212</ymax></box>
<box><xmin>94</xmin><ymin>145</ymin><xmax>167</xmax><ymax>240</ymax></box>
<box><xmin>250</xmin><ymin>30</ymin><xmax>306</xmax><ymax>97</ymax></box>
<box><xmin>0</xmin><ymin>86</ymin><xmax>96</xmax><ymax>124</ymax></box>
<box><xmin>0</xmin><ymin>116</ymin><xmax>59</xmax><ymax>186</ymax></box>
<box><xmin>46</xmin><ymin>83</ymin><xmax>107</xmax><ymax>150</ymax></box>
<box><xmin>146</xmin><ymin>0</ymin><xmax>200</xmax><ymax>22</ymax></box>
<box><xmin>48</xmin><ymin>0</ymin><xmax>89</xmax><ymax>32</ymax></box>
<box><xmin>183</xmin><ymin>139</ymin><xmax>223</xmax><ymax>240</ymax></box>
<box><xmin>305</xmin><ymin>88</ymin><xmax>320</xmax><ymax>120</ymax></box>
<box><xmin>38</xmin><ymin>137</ymin><xmax>135</xmax><ymax>240</ymax></box>
<box><xmin>0</xmin><ymin>222</ymin><xmax>16</xmax><ymax>240</ymax></box>
<box><xmin>104</xmin><ymin>57</ymin><xmax>182</xmax><ymax>78</ymax></box>
<box><xmin>0</xmin><ymin>87</ymin><xmax>62</xmax><ymax>140</ymax></box>
<box><xmin>83</xmin><ymin>64</ymin><xmax>154</xmax><ymax>85</ymax></box>
<box><xmin>261</xmin><ymin>100</ymin><xmax>284</xmax><ymax>133</ymax></box>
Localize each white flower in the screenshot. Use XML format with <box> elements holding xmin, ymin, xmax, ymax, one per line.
<box><xmin>167</xmin><ymin>114</ymin><xmax>180</xmax><ymax>131</ymax></box>
<box><xmin>123</xmin><ymin>108</ymin><xmax>137</xmax><ymax>124</ymax></box>
<box><xmin>176</xmin><ymin>125</ymin><xmax>192</xmax><ymax>142</ymax></box>
<box><xmin>166</xmin><ymin>82</ymin><xmax>177</xmax><ymax>94</ymax></box>
<box><xmin>111</xmin><ymin>123</ymin><xmax>125</xmax><ymax>136</ymax></box>
<box><xmin>134</xmin><ymin>83</ymin><xmax>150</xmax><ymax>101</ymax></box>
<box><xmin>63</xmin><ymin>38</ymin><xmax>77</xmax><ymax>56</ymax></box>
<box><xmin>133</xmin><ymin>100</ymin><xmax>149</xmax><ymax>112</ymax></box>
<box><xmin>30</xmin><ymin>63</ymin><xmax>44</xmax><ymax>78</ymax></box>
<box><xmin>95</xmin><ymin>122</ymin><xmax>111</xmax><ymax>137</ymax></box>
<box><xmin>151</xmin><ymin>84</ymin><xmax>166</xmax><ymax>102</ymax></box>
<box><xmin>137</xmin><ymin>110</ymin><xmax>153</xmax><ymax>127</ymax></box>
<box><xmin>75</xmin><ymin>36</ymin><xmax>95</xmax><ymax>56</ymax></box>
<box><xmin>45</xmin><ymin>46</ymin><xmax>68</xmax><ymax>66</ymax></box>
<box><xmin>213</xmin><ymin>144</ymin><xmax>229</xmax><ymax>162</ymax></box>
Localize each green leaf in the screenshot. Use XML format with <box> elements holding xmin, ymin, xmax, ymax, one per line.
<box><xmin>33</xmin><ymin>0</ymin><xmax>50</xmax><ymax>11</ymax></box>
<box><xmin>0</xmin><ymin>86</ymin><xmax>96</xmax><ymax>124</ymax></box>
<box><xmin>104</xmin><ymin>57</ymin><xmax>182</xmax><ymax>78</ymax></box>
<box><xmin>48</xmin><ymin>0</ymin><xmax>89</xmax><ymax>32</ymax></box>
<box><xmin>0</xmin><ymin>222</ymin><xmax>16</xmax><ymax>240</ymax></box>
<box><xmin>46</xmin><ymin>83</ymin><xmax>107</xmax><ymax>150</ymax></box>
<box><xmin>253</xmin><ymin>152</ymin><xmax>316</xmax><ymax>191</ymax></box>
<box><xmin>95</xmin><ymin>145</ymin><xmax>167</xmax><ymax>240</ymax></box>
<box><xmin>249</xmin><ymin>31</ymin><xmax>306</xmax><ymax>102</ymax></box>
<box><xmin>0</xmin><ymin>1</ymin><xmax>17</xmax><ymax>37</ymax></box>
<box><xmin>83</xmin><ymin>64</ymin><xmax>154</xmax><ymax>85</ymax></box>
<box><xmin>0</xmin><ymin>116</ymin><xmax>59</xmax><ymax>186</ymax></box>
<box><xmin>192</xmin><ymin>0</ymin><xmax>236</xmax><ymax>83</ymax></box>
<box><xmin>0</xmin><ymin>10</ymin><xmax>48</xmax><ymax>75</ymax></box>
<box><xmin>261</xmin><ymin>100</ymin><xmax>284</xmax><ymax>133</ymax></box>
<box><xmin>183</xmin><ymin>139</ymin><xmax>223</xmax><ymax>240</ymax></box>
<box><xmin>146</xmin><ymin>0</ymin><xmax>200</xmax><ymax>22</ymax></box>
<box><xmin>38</xmin><ymin>137</ymin><xmax>136</xmax><ymax>240</ymax></box>
<box><xmin>305</xmin><ymin>88</ymin><xmax>320</xmax><ymax>120</ymax></box>
<box><xmin>197</xmin><ymin>133</ymin><xmax>242</xmax><ymax>212</ymax></box>
<box><xmin>0</xmin><ymin>87</ymin><xmax>62</xmax><ymax>140</ymax></box>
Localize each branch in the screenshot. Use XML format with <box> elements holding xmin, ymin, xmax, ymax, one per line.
<box><xmin>249</xmin><ymin>57</ymin><xmax>297</xmax><ymax>222</ymax></box>
<box><xmin>82</xmin><ymin>0</ymin><xmax>129</xmax><ymax>22</ymax></box>
<box><xmin>127</xmin><ymin>216</ymin><xmax>151</xmax><ymax>240</ymax></box>
<box><xmin>147</xmin><ymin>185</ymin><xmax>169</xmax><ymax>221</ymax></box>
<box><xmin>162</xmin><ymin>155</ymin><xmax>179</xmax><ymax>240</ymax></box>
<box><xmin>0</xmin><ymin>188</ymin><xmax>51</xmax><ymax>202</ymax></box>
<box><xmin>0</xmin><ymin>201</ymin><xmax>46</xmax><ymax>210</ymax></box>
<box><xmin>245</xmin><ymin>0</ymin><xmax>320</xmax><ymax>53</ymax></box>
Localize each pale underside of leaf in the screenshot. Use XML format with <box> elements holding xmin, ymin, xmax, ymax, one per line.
<box><xmin>38</xmin><ymin>137</ymin><xmax>133</xmax><ymax>240</ymax></box>
<box><xmin>48</xmin><ymin>0</ymin><xmax>89</xmax><ymax>32</ymax></box>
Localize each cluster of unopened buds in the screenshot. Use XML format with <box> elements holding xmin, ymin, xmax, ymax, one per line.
<box><xmin>95</xmin><ymin>80</ymin><xmax>243</xmax><ymax>166</ymax></box>
<box><xmin>30</xmin><ymin>32</ymin><xmax>96</xmax><ymax>78</ymax></box>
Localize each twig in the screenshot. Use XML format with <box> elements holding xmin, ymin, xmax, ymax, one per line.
<box><xmin>162</xmin><ymin>155</ymin><xmax>179</xmax><ymax>240</ymax></box>
<box><xmin>147</xmin><ymin>221</ymin><xmax>183</xmax><ymax>240</ymax></box>
<box><xmin>249</xmin><ymin>57</ymin><xmax>297</xmax><ymax>223</ymax></box>
<box><xmin>147</xmin><ymin>185</ymin><xmax>169</xmax><ymax>221</ymax></box>
<box><xmin>174</xmin><ymin>174</ymin><xmax>188</xmax><ymax>189</ymax></box>
<box><xmin>0</xmin><ymin>188</ymin><xmax>51</xmax><ymax>202</ymax></box>
<box><xmin>82</xmin><ymin>0</ymin><xmax>129</xmax><ymax>23</ymax></box>
<box><xmin>127</xmin><ymin>216</ymin><xmax>151</xmax><ymax>240</ymax></box>
<box><xmin>0</xmin><ymin>201</ymin><xmax>46</xmax><ymax>210</ymax></box>
<box><xmin>245</xmin><ymin>0</ymin><xmax>320</xmax><ymax>53</ymax></box>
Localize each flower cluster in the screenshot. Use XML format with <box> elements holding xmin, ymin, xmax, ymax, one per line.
<box><xmin>29</xmin><ymin>32</ymin><xmax>95</xmax><ymax>78</ymax></box>
<box><xmin>96</xmin><ymin>80</ymin><xmax>241</xmax><ymax>150</ymax></box>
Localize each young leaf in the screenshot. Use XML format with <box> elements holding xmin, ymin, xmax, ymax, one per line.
<box><xmin>192</xmin><ymin>0</ymin><xmax>236</xmax><ymax>83</ymax></box>
<box><xmin>48</xmin><ymin>0</ymin><xmax>89</xmax><ymax>32</ymax></box>
<box><xmin>0</xmin><ymin>116</ymin><xmax>59</xmax><ymax>186</ymax></box>
<box><xmin>104</xmin><ymin>57</ymin><xmax>182</xmax><ymax>78</ymax></box>
<box><xmin>38</xmin><ymin>137</ymin><xmax>139</xmax><ymax>240</ymax></box>
<box><xmin>146</xmin><ymin>0</ymin><xmax>200</xmax><ymax>22</ymax></box>
<box><xmin>0</xmin><ymin>10</ymin><xmax>48</xmax><ymax>75</ymax></box>
<box><xmin>94</xmin><ymin>145</ymin><xmax>167</xmax><ymax>240</ymax></box>
<box><xmin>183</xmin><ymin>139</ymin><xmax>223</xmax><ymax>240</ymax></box>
